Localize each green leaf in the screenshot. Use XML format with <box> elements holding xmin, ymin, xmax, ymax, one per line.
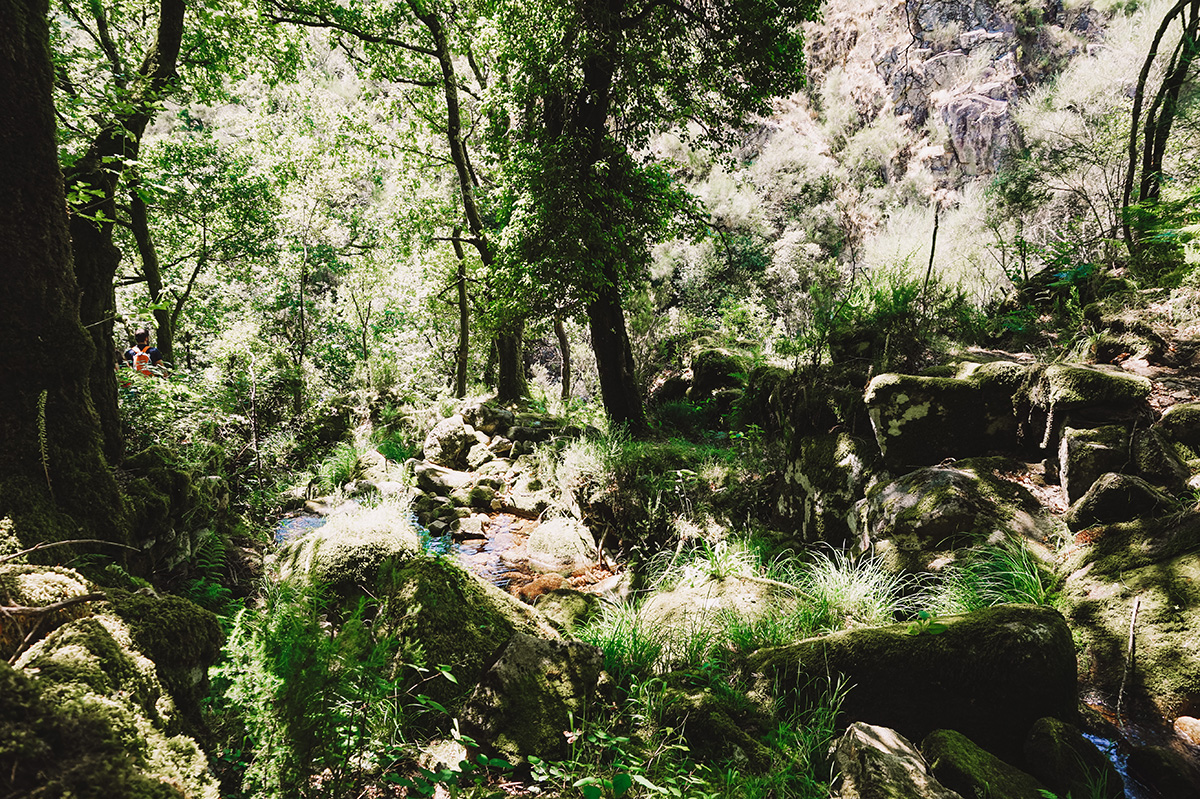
<box><xmin>581</xmin><ymin>784</ymin><xmax>602</xmax><ymax>799</ymax></box>
<box><xmin>613</xmin><ymin>772</ymin><xmax>633</xmax><ymax>796</ymax></box>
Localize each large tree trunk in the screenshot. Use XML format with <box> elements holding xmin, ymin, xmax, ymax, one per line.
<box><xmin>66</xmin><ymin>0</ymin><xmax>185</xmax><ymax>463</ymax></box>
<box><xmin>554</xmin><ymin>315</ymin><xmax>571</xmax><ymax>402</ymax></box>
<box><xmin>0</xmin><ymin>0</ymin><xmax>128</xmax><ymax>551</ymax></box>
<box><xmin>587</xmin><ymin>278</ymin><xmax>647</xmax><ymax>433</ymax></box>
<box><xmin>495</xmin><ymin>321</ymin><xmax>528</xmax><ymax>404</ymax></box>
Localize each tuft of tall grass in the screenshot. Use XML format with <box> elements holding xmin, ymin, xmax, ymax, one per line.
<box><xmin>792</xmin><ymin>548</ymin><xmax>917</xmax><ymax>629</ymax></box>
<box><xmin>574</xmin><ymin>600</ymin><xmax>667</xmax><ymax>688</ymax></box>
<box><xmin>314</xmin><ymin>441</ymin><xmax>365</xmax><ymax>493</ymax></box>
<box><xmin>925</xmin><ymin>538</ymin><xmax>1057</xmax><ymax>616</ymax></box>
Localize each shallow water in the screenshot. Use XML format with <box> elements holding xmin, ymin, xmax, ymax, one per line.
<box><xmin>274</xmin><ymin>513</ymin><xmax>327</xmax><ymax>544</ymax></box>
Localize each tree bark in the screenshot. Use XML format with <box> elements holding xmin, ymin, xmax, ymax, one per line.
<box><xmin>129</xmin><ymin>185</ymin><xmax>174</xmax><ymax>363</ymax></box>
<box><xmin>587</xmin><ymin>277</ymin><xmax>647</xmax><ymax>432</ymax></box>
<box><xmin>452</xmin><ymin>229</ymin><xmax>469</xmax><ymax>398</ymax></box>
<box><xmin>65</xmin><ymin>0</ymin><xmax>185</xmax><ymax>463</ymax></box>
<box><xmin>495</xmin><ymin>321</ymin><xmax>528</xmax><ymax>404</ymax></box>
<box><xmin>0</xmin><ymin>0</ymin><xmax>128</xmax><ymax>551</ymax></box>
<box><xmin>554</xmin><ymin>315</ymin><xmax>571</xmax><ymax>402</ymax></box>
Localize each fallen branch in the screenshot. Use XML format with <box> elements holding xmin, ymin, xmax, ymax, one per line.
<box><xmin>0</xmin><ymin>539</ymin><xmax>138</xmax><ymax>565</ymax></box>
<box><xmin>1117</xmin><ymin>595</ymin><xmax>1141</xmax><ymax>727</ymax></box>
<box><xmin>0</xmin><ymin>592</ymin><xmax>107</xmax><ymax>617</ymax></box>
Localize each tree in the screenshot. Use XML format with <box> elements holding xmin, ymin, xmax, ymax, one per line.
<box><xmin>0</xmin><ymin>0</ymin><xmax>127</xmax><ymax>550</ymax></box>
<box><xmin>1123</xmin><ymin>0</ymin><xmax>1200</xmax><ymax>264</ymax></box>
<box><xmin>492</xmin><ymin>0</ymin><xmax>820</xmax><ymax>432</ymax></box>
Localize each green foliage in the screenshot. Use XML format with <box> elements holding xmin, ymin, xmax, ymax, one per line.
<box><xmin>210</xmin><ymin>578</ymin><xmax>413</xmax><ymax>798</ymax></box>
<box><xmin>314</xmin><ymin>441</ymin><xmax>366</xmax><ymax>494</ymax></box>
<box><xmin>925</xmin><ymin>538</ymin><xmax>1059</xmax><ymax>616</ymax></box>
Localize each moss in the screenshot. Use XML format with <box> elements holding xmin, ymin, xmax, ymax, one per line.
<box><xmin>109</xmin><ymin>591</ymin><xmax>222</xmax><ymax>735</ymax></box>
<box><xmin>0</xmin><ymin>565</ymin><xmax>95</xmax><ymax>659</ymax></box>
<box><xmin>4</xmin><ymin>612</ymin><xmax>219</xmax><ymax>798</ymax></box>
<box><xmin>922</xmin><ymin>728</ymin><xmax>1048</xmax><ymax>799</ymax></box>
<box><xmin>748</xmin><ymin>604</ymin><xmax>1076</xmax><ymax>766</ymax></box>
<box><xmin>377</xmin><ymin>557</ymin><xmax>552</xmax><ymax>707</ymax></box>
<box><xmin>1159</xmin><ymin>402</ymin><xmax>1200</xmax><ymax>448</ymax></box>
<box><xmin>1025</xmin><ymin>363</ymin><xmax>1151</xmax><ymax>410</ymax></box>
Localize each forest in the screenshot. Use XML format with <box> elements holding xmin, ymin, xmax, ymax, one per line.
<box><xmin>4</xmin><ymin>0</ymin><xmax>1200</xmax><ymax>796</ymax></box>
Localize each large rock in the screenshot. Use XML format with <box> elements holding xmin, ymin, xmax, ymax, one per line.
<box><xmin>658</xmin><ymin>672</ymin><xmax>775</xmax><ymax>771</ymax></box>
<box><xmin>748</xmin><ymin>604</ymin><xmax>1077</xmax><ymax>765</ymax></box>
<box><xmin>776</xmin><ymin>432</ymin><xmax>872</xmax><ymax>545</ymax></box>
<box><xmin>376</xmin><ymin>558</ymin><xmax>555</xmax><ymax>707</ymax></box>
<box><xmin>689</xmin><ymin>348</ymin><xmax>747</xmax><ymax>400</ymax></box>
<box><xmin>1158</xmin><ymin>402</ymin><xmax>1200</xmax><ymax>448</ymax></box>
<box><xmin>1062</xmin><ymin>527</ymin><xmax>1200</xmax><ymax>721</ymax></box>
<box><xmin>1063</xmin><ymin>472</ymin><xmax>1172</xmax><ymax>531</ymax></box>
<box><xmin>1132</xmin><ymin>427</ymin><xmax>1191</xmax><ymax>494</ymax></box>
<box><xmin>461</xmin><ymin>633</ymin><xmax>602</xmax><ymax>760</ymax></box>
<box><xmin>863</xmin><ymin>363</ymin><xmax>1025</xmax><ymax>469</ymax></box>
<box><xmin>921</xmin><ymin>729</ymin><xmax>1048</xmax><ymax>799</ymax></box>
<box><xmin>10</xmin><ymin>614</ymin><xmax>219</xmax><ymax>798</ymax></box>
<box><xmin>833</xmin><ymin>723</ymin><xmax>962</xmax><ymax>799</ymax></box>
<box><xmin>460</xmin><ymin>400</ymin><xmax>515</xmax><ymax>437</ymax></box>
<box><xmin>422</xmin><ymin>414</ymin><xmax>474</xmax><ymax>470</ymax></box>
<box><xmin>414</xmin><ymin>460</ymin><xmax>475</xmax><ymax>495</ymax></box>
<box><xmin>1058</xmin><ymin>425</ymin><xmax>1127</xmax><ymax>506</ymax></box>
<box><xmin>858</xmin><ymin>459</ymin><xmax>1044</xmax><ymax>572</ymax></box>
<box><xmin>1017</xmin><ymin>364</ymin><xmax>1151</xmax><ymax>451</ymax></box>
<box><xmin>526</xmin><ymin>517</ymin><xmax>596</xmax><ymax>572</ymax></box>
<box><xmin>942</xmin><ymin>93</ymin><xmax>1019</xmax><ymax>176</ymax></box>
<box><xmin>271</xmin><ymin>501</ymin><xmax>420</xmax><ymax>599</ymax></box>
<box><xmin>1022</xmin><ymin>717</ymin><xmax>1123</xmax><ymax>799</ymax></box>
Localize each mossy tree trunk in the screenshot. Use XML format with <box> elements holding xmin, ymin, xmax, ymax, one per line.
<box><xmin>0</xmin><ymin>0</ymin><xmax>128</xmax><ymax>551</ymax></box>
<box><xmin>66</xmin><ymin>0</ymin><xmax>185</xmax><ymax>464</ymax></box>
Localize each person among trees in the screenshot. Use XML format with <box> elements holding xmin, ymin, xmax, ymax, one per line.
<box><xmin>123</xmin><ymin>327</ymin><xmax>166</xmax><ymax>377</ymax></box>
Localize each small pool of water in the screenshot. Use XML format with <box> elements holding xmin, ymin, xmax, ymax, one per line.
<box><xmin>275</xmin><ymin>514</ymin><xmax>327</xmax><ymax>544</ymax></box>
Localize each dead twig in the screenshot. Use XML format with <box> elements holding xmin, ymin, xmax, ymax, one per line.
<box><xmin>0</xmin><ymin>539</ymin><xmax>138</xmax><ymax>566</ymax></box>
<box><xmin>1117</xmin><ymin>595</ymin><xmax>1141</xmax><ymax>727</ymax></box>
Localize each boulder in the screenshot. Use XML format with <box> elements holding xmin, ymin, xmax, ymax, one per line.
<box><xmin>461</xmin><ymin>633</ymin><xmax>602</xmax><ymax>760</ymax></box>
<box><xmin>639</xmin><ymin>574</ymin><xmax>802</xmax><ymax>652</ymax></box>
<box><xmin>858</xmin><ymin>459</ymin><xmax>1044</xmax><ymax>573</ymax></box>
<box><xmin>1132</xmin><ymin>427</ymin><xmax>1191</xmax><ymax>493</ymax></box>
<box><xmin>414</xmin><ymin>460</ymin><xmax>474</xmax><ymax>496</ymax></box>
<box><xmin>689</xmin><ymin>348</ymin><xmax>747</xmax><ymax>400</ymax></box>
<box><xmin>833</xmin><ymin>723</ymin><xmax>962</xmax><ymax>799</ymax></box>
<box><xmin>1063</xmin><ymin>472</ymin><xmax>1172</xmax><ymax>531</ymax></box>
<box><xmin>863</xmin><ymin>365</ymin><xmax>1024</xmax><ymax>469</ymax></box>
<box><xmin>526</xmin><ymin>517</ymin><xmax>596</xmax><ymax>572</ymax></box>
<box><xmin>0</xmin><ymin>565</ymin><xmax>96</xmax><ymax>659</ymax></box>
<box><xmin>10</xmin><ymin>615</ymin><xmax>219</xmax><ymax>798</ymax></box>
<box><xmin>466</xmin><ymin>442</ymin><xmax>494</xmax><ymax>470</ymax></box>
<box><xmin>271</xmin><ymin>501</ymin><xmax>420</xmax><ymax>599</ymax></box>
<box><xmin>422</xmin><ymin>415</ymin><xmax>474</xmax><ymax>470</ymax></box>
<box><xmin>1127</xmin><ymin>744</ymin><xmax>1200</xmax><ymax>798</ymax></box>
<box><xmin>1022</xmin><ymin>717</ymin><xmax>1123</xmax><ymax>799</ymax></box>
<box><xmin>776</xmin><ymin>433</ymin><xmax>872</xmax><ymax>545</ymax></box>
<box><xmin>460</xmin><ymin>401</ymin><xmax>515</xmax><ymax>437</ymax></box>
<box><xmin>921</xmin><ymin>729</ymin><xmax>1048</xmax><ymax>799</ymax></box>
<box><xmin>658</xmin><ymin>673</ymin><xmax>774</xmax><ymax>771</ymax></box>
<box><xmin>748</xmin><ymin>604</ymin><xmax>1077</xmax><ymax>765</ymax></box>
<box><xmin>1158</xmin><ymin>402</ymin><xmax>1200</xmax><ymax>448</ymax></box>
<box><xmin>377</xmin><ymin>558</ymin><xmax>555</xmax><ymax>707</ymax></box>
<box><xmin>1058</xmin><ymin>425</ymin><xmax>1127</xmax><ymax>505</ymax></box>
<box><xmin>532</xmin><ymin>588</ymin><xmax>602</xmax><ymax>632</ymax></box>
<box><xmin>1062</xmin><ymin>542</ymin><xmax>1200</xmax><ymax>721</ymax></box>
<box><xmin>1017</xmin><ymin>364</ymin><xmax>1151</xmax><ymax>451</ymax></box>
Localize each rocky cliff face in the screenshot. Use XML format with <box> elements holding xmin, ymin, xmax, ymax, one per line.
<box><xmin>803</xmin><ymin>0</ymin><xmax>1105</xmax><ymax>181</ymax></box>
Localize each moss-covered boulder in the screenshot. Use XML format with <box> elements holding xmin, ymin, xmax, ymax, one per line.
<box><xmin>422</xmin><ymin>414</ymin><xmax>474</xmax><ymax>470</ymax></box>
<box><xmin>1017</xmin><ymin>363</ymin><xmax>1151</xmax><ymax>451</ymax></box>
<box><xmin>689</xmin><ymin>348</ymin><xmax>747</xmax><ymax>401</ymax></box>
<box><xmin>533</xmin><ymin>587</ymin><xmax>602</xmax><ymax>632</ymax></box>
<box><xmin>461</xmin><ymin>633</ymin><xmax>602</xmax><ymax>760</ymax></box>
<box><xmin>1158</xmin><ymin>402</ymin><xmax>1200</xmax><ymax>448</ymax></box>
<box><xmin>9</xmin><ymin>614</ymin><xmax>218</xmax><ymax>798</ymax></box>
<box><xmin>1062</xmin><ymin>472</ymin><xmax>1172</xmax><ymax>531</ymax></box>
<box><xmin>747</xmin><ymin>604</ymin><xmax>1077</xmax><ymax>765</ymax></box>
<box><xmin>776</xmin><ymin>432</ymin><xmax>872</xmax><ymax>545</ymax></box>
<box><xmin>272</xmin><ymin>501</ymin><xmax>420</xmax><ymax>601</ymax></box>
<box><xmin>1062</xmin><ymin>544</ymin><xmax>1200</xmax><ymax>721</ymax></box>
<box><xmin>858</xmin><ymin>459</ymin><xmax>1045</xmax><ymax>573</ymax></box>
<box><xmin>1126</xmin><ymin>743</ymin><xmax>1200</xmax><ymax>797</ymax></box>
<box><xmin>377</xmin><ymin>557</ymin><xmax>556</xmax><ymax>707</ymax></box>
<box><xmin>834</xmin><ymin>723</ymin><xmax>962</xmax><ymax>799</ymax></box>
<box><xmin>123</xmin><ymin>445</ymin><xmax>202</xmax><ymax>574</ymax></box>
<box><xmin>108</xmin><ymin>591</ymin><xmax>222</xmax><ymax>735</ymax></box>
<box><xmin>921</xmin><ymin>729</ymin><xmax>1048</xmax><ymax>799</ymax></box>
<box><xmin>1132</xmin><ymin>427</ymin><xmax>1192</xmax><ymax>493</ymax></box>
<box><xmin>656</xmin><ymin>671</ymin><xmax>774</xmax><ymax>771</ymax></box>
<box><xmin>460</xmin><ymin>400</ymin><xmax>515</xmax><ymax>437</ymax></box>
<box><xmin>1058</xmin><ymin>425</ymin><xmax>1128</xmax><ymax>506</ymax></box>
<box><xmin>1023</xmin><ymin>717</ymin><xmax>1123</xmax><ymax>799</ymax></box>
<box><xmin>0</xmin><ymin>564</ymin><xmax>97</xmax><ymax>659</ymax></box>
<box><xmin>863</xmin><ymin>365</ymin><xmax>1025</xmax><ymax>469</ymax></box>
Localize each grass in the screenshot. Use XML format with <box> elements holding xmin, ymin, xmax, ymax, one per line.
<box><xmin>924</xmin><ymin>537</ymin><xmax>1057</xmax><ymax>616</ymax></box>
